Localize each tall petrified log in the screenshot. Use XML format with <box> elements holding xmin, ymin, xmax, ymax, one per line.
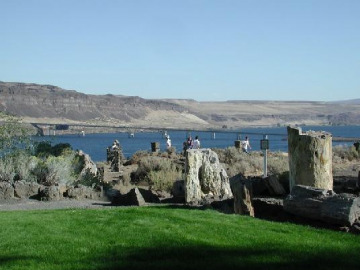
<box><xmin>230</xmin><ymin>174</ymin><xmax>254</xmax><ymax>217</ymax></box>
<box><xmin>185</xmin><ymin>149</ymin><xmax>233</xmax><ymax>205</ymax></box>
<box><xmin>284</xmin><ymin>185</ymin><xmax>360</xmax><ymax>226</ymax></box>
<box><xmin>287</xmin><ymin>126</ymin><xmax>333</xmax><ymax>191</ymax></box>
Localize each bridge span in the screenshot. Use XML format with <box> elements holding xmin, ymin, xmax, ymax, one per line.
<box><xmin>30</xmin><ymin>122</ymin><xmax>286</xmax><ymax>138</ymax></box>
<box><xmin>29</xmin><ymin>122</ymin><xmax>360</xmax><ymax>143</ymax></box>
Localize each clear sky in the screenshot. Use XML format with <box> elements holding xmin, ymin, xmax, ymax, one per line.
<box><xmin>1</xmin><ymin>0</ymin><xmax>359</xmax><ymax>101</ymax></box>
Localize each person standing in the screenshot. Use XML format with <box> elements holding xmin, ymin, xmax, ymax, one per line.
<box><xmin>111</xmin><ymin>140</ymin><xmax>120</xmax><ymax>150</ymax></box>
<box><xmin>166</xmin><ymin>135</ymin><xmax>172</xmax><ymax>149</ymax></box>
<box><xmin>193</xmin><ymin>135</ymin><xmax>201</xmax><ymax>149</ymax></box>
<box><xmin>242</xmin><ymin>136</ymin><xmax>251</xmax><ymax>154</ymax></box>
<box><xmin>186</xmin><ymin>136</ymin><xmax>193</xmax><ymax>149</ymax></box>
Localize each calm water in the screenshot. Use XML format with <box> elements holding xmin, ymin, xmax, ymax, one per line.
<box><xmin>32</xmin><ymin>125</ymin><xmax>360</xmax><ymax>162</ymax></box>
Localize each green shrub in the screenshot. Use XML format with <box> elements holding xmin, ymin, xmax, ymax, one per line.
<box><xmin>0</xmin><ymin>113</ymin><xmax>32</xmax><ymax>155</ymax></box>
<box><xmin>76</xmin><ymin>168</ymin><xmax>102</xmax><ymax>188</ymax></box>
<box><xmin>33</xmin><ymin>141</ymin><xmax>52</xmax><ymax>157</ymax></box>
<box><xmin>34</xmin><ymin>141</ymin><xmax>72</xmax><ymax>157</ymax></box>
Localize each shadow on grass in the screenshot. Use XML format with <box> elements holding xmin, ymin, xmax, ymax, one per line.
<box><xmin>89</xmin><ymin>244</ymin><xmax>360</xmax><ymax>270</ymax></box>
<box><xmin>0</xmin><ymin>255</ymin><xmax>37</xmax><ymax>268</ymax></box>
<box><xmin>160</xmin><ymin>200</ymin><xmax>347</xmax><ymax>233</ymax></box>
<box><xmin>92</xmin><ymin>200</ymin><xmax>349</xmax><ymax>233</ymax></box>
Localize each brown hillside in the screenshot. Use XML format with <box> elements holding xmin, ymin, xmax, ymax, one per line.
<box><xmin>1</xmin><ymin>81</ymin><xmax>360</xmax><ymax>130</ymax></box>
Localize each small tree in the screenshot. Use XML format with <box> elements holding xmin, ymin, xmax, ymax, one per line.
<box><xmin>0</xmin><ymin>112</ymin><xmax>32</xmax><ymax>156</ymax></box>
<box><xmin>0</xmin><ymin>113</ymin><xmax>35</xmax><ymax>183</ymax></box>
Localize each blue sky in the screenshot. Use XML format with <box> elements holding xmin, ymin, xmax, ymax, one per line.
<box><xmin>1</xmin><ymin>0</ymin><xmax>359</xmax><ymax>101</ymax></box>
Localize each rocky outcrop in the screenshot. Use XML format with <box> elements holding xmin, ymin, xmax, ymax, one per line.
<box><xmin>184</xmin><ymin>149</ymin><xmax>233</xmax><ymax>205</ymax></box>
<box><xmin>287</xmin><ymin>126</ymin><xmax>333</xmax><ymax>191</ymax></box>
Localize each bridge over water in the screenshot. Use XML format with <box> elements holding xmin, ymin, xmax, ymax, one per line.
<box><xmin>30</xmin><ymin>122</ymin><xmax>359</xmax><ymax>142</ymax></box>
<box><xmin>30</xmin><ymin>122</ymin><xmax>286</xmax><ymax>138</ymax></box>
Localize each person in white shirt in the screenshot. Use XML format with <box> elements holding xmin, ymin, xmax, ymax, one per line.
<box><xmin>166</xmin><ymin>136</ymin><xmax>172</xmax><ymax>149</ymax></box>
<box><xmin>111</xmin><ymin>140</ymin><xmax>120</xmax><ymax>151</ymax></box>
<box><xmin>193</xmin><ymin>136</ymin><xmax>201</xmax><ymax>149</ymax></box>
<box><xmin>241</xmin><ymin>136</ymin><xmax>251</xmax><ymax>154</ymax></box>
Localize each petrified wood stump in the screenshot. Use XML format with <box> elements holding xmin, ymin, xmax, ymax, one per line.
<box><xmin>287</xmin><ymin>126</ymin><xmax>333</xmax><ymax>191</ymax></box>
<box><xmin>230</xmin><ymin>177</ymin><xmax>254</xmax><ymax>217</ymax></box>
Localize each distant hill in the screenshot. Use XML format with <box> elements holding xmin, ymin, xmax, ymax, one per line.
<box><xmin>330</xmin><ymin>99</ymin><xmax>360</xmax><ymax>105</ymax></box>
<box><xmin>1</xmin><ymin>81</ymin><xmax>360</xmax><ymax>130</ymax></box>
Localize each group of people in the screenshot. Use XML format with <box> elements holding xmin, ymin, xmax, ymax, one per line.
<box><xmin>182</xmin><ymin>135</ymin><xmax>201</xmax><ymax>152</ymax></box>
<box><xmin>164</xmin><ymin>134</ymin><xmax>202</xmax><ymax>154</ymax></box>
<box><xmin>111</xmin><ymin>134</ymin><xmax>251</xmax><ymax>155</ymax></box>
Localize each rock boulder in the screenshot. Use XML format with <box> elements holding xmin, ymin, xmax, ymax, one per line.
<box><xmin>0</xmin><ymin>182</ymin><xmax>14</xmax><ymax>200</ymax></box>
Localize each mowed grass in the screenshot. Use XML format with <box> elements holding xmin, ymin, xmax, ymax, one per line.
<box><xmin>0</xmin><ymin>205</ymin><xmax>359</xmax><ymax>270</ymax></box>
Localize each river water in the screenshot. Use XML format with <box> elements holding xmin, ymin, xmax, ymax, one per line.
<box><xmin>32</xmin><ymin>125</ymin><xmax>360</xmax><ymax>162</ymax></box>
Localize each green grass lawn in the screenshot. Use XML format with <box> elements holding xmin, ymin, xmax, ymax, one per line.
<box><xmin>0</xmin><ymin>205</ymin><xmax>359</xmax><ymax>270</ymax></box>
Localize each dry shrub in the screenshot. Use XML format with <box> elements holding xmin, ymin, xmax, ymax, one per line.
<box><xmin>213</xmin><ymin>147</ymin><xmax>263</xmax><ymax>177</ymax></box>
<box><xmin>121</xmin><ymin>172</ymin><xmax>132</xmax><ymax>186</ymax></box>
<box><xmin>0</xmin><ymin>155</ymin><xmax>17</xmax><ymax>182</ymax></box>
<box><xmin>213</xmin><ymin>147</ymin><xmax>289</xmax><ymax>177</ymax></box>
<box><xmin>333</xmin><ymin>144</ymin><xmax>360</xmax><ymax>162</ymax></box>
<box><xmin>166</xmin><ymin>146</ymin><xmax>177</xmax><ymax>157</ymax></box>
<box><xmin>131</xmin><ymin>155</ymin><xmax>182</xmax><ymax>192</ymax></box>
<box><xmin>149</xmin><ymin>169</ymin><xmax>181</xmax><ymax>192</ymax></box>
<box><xmin>267</xmin><ymin>152</ymin><xmax>289</xmax><ymax>176</ymax></box>
<box><xmin>0</xmin><ymin>150</ymin><xmax>38</xmax><ymax>183</ymax></box>
<box><xmin>126</xmin><ymin>150</ymin><xmax>150</xmax><ymax>165</ymax></box>
<box><xmin>34</xmin><ymin>153</ymin><xmax>77</xmax><ymax>186</ymax></box>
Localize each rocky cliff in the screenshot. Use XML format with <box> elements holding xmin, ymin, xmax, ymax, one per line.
<box><xmin>1</xmin><ymin>81</ymin><xmax>360</xmax><ymax>129</ymax></box>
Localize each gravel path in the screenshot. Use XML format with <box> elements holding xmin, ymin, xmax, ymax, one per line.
<box><xmin>0</xmin><ymin>199</ymin><xmax>113</xmax><ymax>211</ymax></box>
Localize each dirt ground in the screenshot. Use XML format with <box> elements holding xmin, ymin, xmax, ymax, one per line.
<box><xmin>0</xmin><ymin>198</ymin><xmax>113</xmax><ymax>211</ymax></box>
